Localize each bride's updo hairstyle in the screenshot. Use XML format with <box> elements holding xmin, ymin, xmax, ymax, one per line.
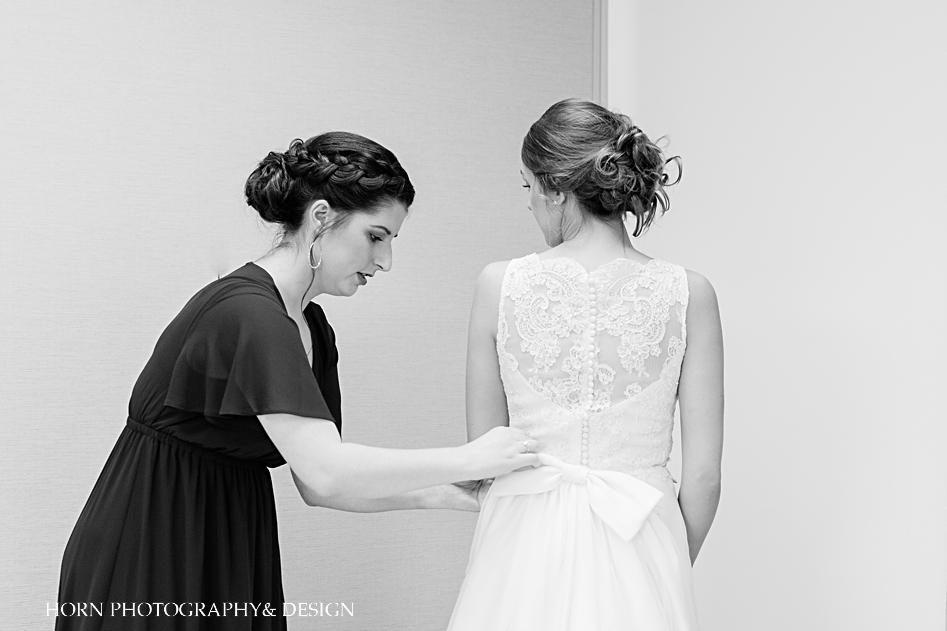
<box><xmin>244</xmin><ymin>131</ymin><xmax>415</xmax><ymax>237</ymax></box>
<box><xmin>521</xmin><ymin>99</ymin><xmax>681</xmax><ymax>237</ymax></box>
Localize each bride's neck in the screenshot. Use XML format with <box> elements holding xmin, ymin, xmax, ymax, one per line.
<box><xmin>555</xmin><ymin>215</ymin><xmax>639</xmax><ymax>262</ymax></box>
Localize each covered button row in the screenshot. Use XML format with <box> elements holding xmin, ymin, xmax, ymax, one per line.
<box><xmin>580</xmin><ymin>419</ymin><xmax>590</xmax><ymax>465</ymax></box>
<box><xmin>582</xmin><ymin>283</ymin><xmax>597</xmax><ymax>467</ymax></box>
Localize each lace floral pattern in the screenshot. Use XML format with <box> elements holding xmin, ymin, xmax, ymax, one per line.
<box><xmin>508</xmin><ymin>261</ymin><xmax>584</xmax><ymax>373</ymax></box>
<box><xmin>496</xmin><ymin>254</ymin><xmax>688</xmax><ymax>480</ymax></box>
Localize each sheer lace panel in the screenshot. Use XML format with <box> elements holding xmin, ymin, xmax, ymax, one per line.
<box><xmin>496</xmin><ymin>254</ymin><xmax>689</xmax><ymax>480</ymax></box>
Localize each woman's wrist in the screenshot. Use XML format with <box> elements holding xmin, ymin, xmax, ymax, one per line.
<box><xmin>453</xmin><ymin>442</ymin><xmax>479</xmax><ymax>481</ymax></box>
<box><xmin>419</xmin><ymin>483</ymin><xmax>479</xmax><ymax>512</ymax></box>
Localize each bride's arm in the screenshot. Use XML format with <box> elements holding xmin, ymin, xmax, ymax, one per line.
<box><xmin>677</xmin><ymin>270</ymin><xmax>725</xmax><ymax>565</ymax></box>
<box><xmin>465</xmin><ymin>262</ymin><xmax>511</xmax><ymax>442</ymax></box>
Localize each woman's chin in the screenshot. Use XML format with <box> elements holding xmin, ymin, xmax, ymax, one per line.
<box><xmin>321</xmin><ymin>276</ymin><xmax>365</xmax><ymax>298</ymax></box>
<box><xmin>320</xmin><ymin>284</ymin><xmax>359</xmax><ymax>298</ymax></box>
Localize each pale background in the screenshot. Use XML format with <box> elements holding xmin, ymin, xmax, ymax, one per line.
<box><xmin>0</xmin><ymin>1</ymin><xmax>596</xmax><ymax>629</ymax></box>
<box><xmin>2</xmin><ymin>1</ymin><xmax>945</xmax><ymax>630</ymax></box>
<box><xmin>609</xmin><ymin>1</ymin><xmax>947</xmax><ymax>630</ymax></box>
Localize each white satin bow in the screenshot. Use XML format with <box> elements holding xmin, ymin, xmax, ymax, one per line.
<box><xmin>489</xmin><ymin>453</ymin><xmax>664</xmax><ymax>542</ymax></box>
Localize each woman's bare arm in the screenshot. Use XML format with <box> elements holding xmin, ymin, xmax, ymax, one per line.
<box><xmin>260</xmin><ymin>261</ymin><xmax>530</xmax><ymax>510</ymax></box>
<box><xmin>290</xmin><ymin>470</ymin><xmax>480</xmax><ymax>512</ymax></box>
<box><xmin>466</xmin><ymin>262</ymin><xmax>511</xmax><ymax>442</ymax></box>
<box><xmin>676</xmin><ymin>270</ymin><xmax>725</xmax><ymax>565</ymax></box>
<box><xmin>259</xmin><ymin>413</ymin><xmax>536</xmax><ymax>501</ymax></box>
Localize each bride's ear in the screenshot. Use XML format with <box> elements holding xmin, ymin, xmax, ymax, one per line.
<box><xmin>539</xmin><ymin>187</ymin><xmax>566</xmax><ymax>208</ymax></box>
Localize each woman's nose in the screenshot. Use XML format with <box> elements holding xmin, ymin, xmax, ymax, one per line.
<box><xmin>375</xmin><ymin>244</ymin><xmax>392</xmax><ymax>272</ymax></box>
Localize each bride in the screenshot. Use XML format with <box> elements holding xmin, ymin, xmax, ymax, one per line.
<box><xmin>449</xmin><ymin>99</ymin><xmax>723</xmax><ymax>630</ymax></box>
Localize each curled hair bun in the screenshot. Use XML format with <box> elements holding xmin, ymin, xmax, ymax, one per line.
<box><xmin>614</xmin><ymin>122</ymin><xmax>663</xmax><ymax>179</ymax></box>
<box><xmin>522</xmin><ymin>99</ymin><xmax>681</xmax><ymax>236</ymax></box>
<box><xmin>593</xmin><ymin>119</ymin><xmax>680</xmax><ymax>234</ymax></box>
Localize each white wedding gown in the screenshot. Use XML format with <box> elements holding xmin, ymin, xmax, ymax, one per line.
<box><xmin>448</xmin><ymin>254</ymin><xmax>700</xmax><ymax>630</ymax></box>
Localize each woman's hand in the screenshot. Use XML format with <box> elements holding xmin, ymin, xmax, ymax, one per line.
<box><xmin>461</xmin><ymin>426</ymin><xmax>539</xmax><ymax>479</ymax></box>
<box><xmin>261</xmin><ymin>415</ymin><xmax>535</xmax><ymax>501</ymax></box>
<box><xmin>452</xmin><ymin>478</ymin><xmax>495</xmax><ymax>511</ymax></box>
<box><xmin>476</xmin><ymin>478</ymin><xmax>494</xmax><ymax>507</ymax></box>
<box><xmin>450</xmin><ymin>480</ymin><xmax>484</xmax><ymax>512</ymax></box>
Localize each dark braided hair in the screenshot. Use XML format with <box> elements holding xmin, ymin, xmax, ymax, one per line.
<box><xmin>521</xmin><ymin>99</ymin><xmax>681</xmax><ymax>237</ymax></box>
<box><xmin>245</xmin><ymin>132</ymin><xmax>415</xmax><ymax>234</ymax></box>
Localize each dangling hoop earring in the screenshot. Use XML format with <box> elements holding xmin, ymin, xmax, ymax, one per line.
<box><xmin>308</xmin><ymin>236</ymin><xmax>323</xmax><ymax>270</ymax></box>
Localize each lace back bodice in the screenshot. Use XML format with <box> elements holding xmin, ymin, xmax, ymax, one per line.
<box><xmin>497</xmin><ymin>254</ymin><xmax>689</xmax><ymax>483</ymax></box>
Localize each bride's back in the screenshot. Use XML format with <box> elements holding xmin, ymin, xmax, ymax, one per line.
<box><xmin>451</xmin><ymin>99</ymin><xmax>714</xmax><ymax>631</ymax></box>
<box><xmin>497</xmin><ymin>252</ymin><xmax>688</xmax><ymax>484</ymax></box>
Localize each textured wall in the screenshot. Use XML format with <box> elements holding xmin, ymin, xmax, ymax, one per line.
<box><xmin>609</xmin><ymin>2</ymin><xmax>947</xmax><ymax>629</ymax></box>
<box><xmin>0</xmin><ymin>1</ymin><xmax>596</xmax><ymax>628</ymax></box>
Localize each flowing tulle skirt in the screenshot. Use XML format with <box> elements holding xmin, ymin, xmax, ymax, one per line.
<box><xmin>448</xmin><ymin>462</ymin><xmax>699</xmax><ymax>631</ymax></box>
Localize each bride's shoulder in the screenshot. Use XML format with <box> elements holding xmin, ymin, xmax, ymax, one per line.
<box><xmin>475</xmin><ymin>253</ymin><xmax>537</xmax><ymax>285</ymax></box>
<box><xmin>681</xmin><ymin>267</ymin><xmax>714</xmax><ymax>294</ymax></box>
<box><xmin>680</xmin><ymin>267</ymin><xmax>719</xmax><ymax>317</ymax></box>
<box><xmin>475</xmin><ymin>260</ymin><xmax>512</xmax><ymax>292</ymax></box>
<box><xmin>469</xmin><ymin>260</ymin><xmax>515</xmax><ymax>329</ymax></box>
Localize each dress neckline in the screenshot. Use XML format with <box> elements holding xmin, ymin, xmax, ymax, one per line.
<box><xmin>240</xmin><ymin>262</ymin><xmax>317</xmax><ymax>368</ymax></box>
<box><xmin>241</xmin><ymin>261</ymin><xmax>302</xmax><ymax>313</ymax></box>
<box><xmin>528</xmin><ymin>253</ymin><xmax>661</xmax><ymax>275</ymax></box>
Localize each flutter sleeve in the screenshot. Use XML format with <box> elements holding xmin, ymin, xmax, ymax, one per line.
<box><xmin>164</xmin><ymin>287</ymin><xmax>336</xmax><ymax>424</ymax></box>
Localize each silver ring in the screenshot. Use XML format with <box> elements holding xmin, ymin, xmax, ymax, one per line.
<box><xmin>523</xmin><ymin>440</ymin><xmax>531</xmax><ymax>454</ymax></box>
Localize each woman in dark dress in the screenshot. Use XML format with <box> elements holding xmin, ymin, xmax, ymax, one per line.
<box><xmin>56</xmin><ymin>132</ymin><xmax>538</xmax><ymax>630</ymax></box>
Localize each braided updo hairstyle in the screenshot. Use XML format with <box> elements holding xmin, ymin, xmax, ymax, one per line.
<box><xmin>521</xmin><ymin>99</ymin><xmax>681</xmax><ymax>237</ymax></box>
<box><xmin>244</xmin><ymin>132</ymin><xmax>415</xmax><ymax>237</ymax></box>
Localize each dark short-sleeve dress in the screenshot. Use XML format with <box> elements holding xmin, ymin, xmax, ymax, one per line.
<box><xmin>56</xmin><ymin>263</ymin><xmax>341</xmax><ymax>631</ymax></box>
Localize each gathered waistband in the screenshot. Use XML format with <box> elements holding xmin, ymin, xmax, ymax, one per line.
<box><xmin>125</xmin><ymin>418</ymin><xmax>267</xmax><ymax>471</ymax></box>
<box><xmin>489</xmin><ymin>453</ymin><xmax>665</xmax><ymax>542</ymax></box>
